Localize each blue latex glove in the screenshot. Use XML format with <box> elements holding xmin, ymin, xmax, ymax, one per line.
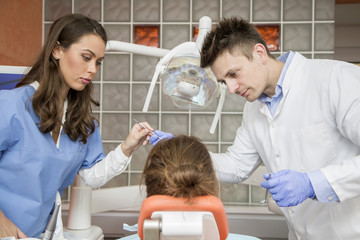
<box><xmin>149</xmin><ymin>130</ymin><xmax>175</xmax><ymax>146</ymax></box>
<box><xmin>260</xmin><ymin>169</ymin><xmax>315</xmax><ymax>207</ymax></box>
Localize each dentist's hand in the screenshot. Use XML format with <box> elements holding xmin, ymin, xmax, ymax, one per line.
<box><xmin>149</xmin><ymin>130</ymin><xmax>175</xmax><ymax>146</ymax></box>
<box><xmin>260</xmin><ymin>169</ymin><xmax>315</xmax><ymax>207</ymax></box>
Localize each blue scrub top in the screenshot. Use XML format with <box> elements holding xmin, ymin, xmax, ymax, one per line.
<box><xmin>0</xmin><ymin>84</ymin><xmax>105</xmax><ymax>237</ymax></box>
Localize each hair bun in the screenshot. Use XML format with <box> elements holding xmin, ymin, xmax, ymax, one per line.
<box><xmin>168</xmin><ymin>165</ymin><xmax>203</xmax><ymax>198</ymax></box>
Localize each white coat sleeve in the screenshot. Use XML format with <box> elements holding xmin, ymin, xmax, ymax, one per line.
<box><xmin>320</xmin><ymin>63</ymin><xmax>360</xmax><ymax>202</ymax></box>
<box><xmin>78</xmin><ymin>143</ymin><xmax>131</xmax><ymax>189</ymax></box>
<box><xmin>211</xmin><ymin>109</ymin><xmax>263</xmax><ymax>184</ymax></box>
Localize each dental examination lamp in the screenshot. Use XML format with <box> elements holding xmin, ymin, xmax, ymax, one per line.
<box><xmin>106</xmin><ymin>16</ymin><xmax>227</xmax><ymax>134</ymax></box>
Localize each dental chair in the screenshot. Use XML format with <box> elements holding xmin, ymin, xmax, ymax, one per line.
<box><xmin>119</xmin><ymin>194</ymin><xmax>261</xmax><ymax>240</ymax></box>
<box><xmin>138</xmin><ymin>195</ymin><xmax>228</xmax><ymax>240</ymax></box>
<box><xmin>127</xmin><ymin>166</ymin><xmax>281</xmax><ymax>240</ymax></box>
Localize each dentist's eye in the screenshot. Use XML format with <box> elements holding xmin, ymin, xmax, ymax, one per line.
<box><xmin>230</xmin><ymin>72</ymin><xmax>237</xmax><ymax>77</ymax></box>
<box><xmin>96</xmin><ymin>61</ymin><xmax>102</xmax><ymax>66</ymax></box>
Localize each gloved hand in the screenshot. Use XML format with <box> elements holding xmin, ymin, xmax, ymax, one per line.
<box><xmin>149</xmin><ymin>130</ymin><xmax>175</xmax><ymax>146</ymax></box>
<box><xmin>260</xmin><ymin>169</ymin><xmax>315</xmax><ymax>207</ymax></box>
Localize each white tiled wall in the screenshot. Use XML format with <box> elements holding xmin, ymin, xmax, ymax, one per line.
<box><xmin>44</xmin><ymin>0</ymin><xmax>335</xmax><ymax>205</ymax></box>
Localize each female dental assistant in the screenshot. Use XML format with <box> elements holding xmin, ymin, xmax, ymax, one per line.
<box><xmin>0</xmin><ymin>14</ymin><xmax>153</xmax><ymax>238</ymax></box>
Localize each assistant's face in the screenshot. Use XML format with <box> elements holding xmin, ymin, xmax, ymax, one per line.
<box><xmin>211</xmin><ymin>49</ymin><xmax>269</xmax><ymax>102</ymax></box>
<box><xmin>56</xmin><ymin>34</ymin><xmax>106</xmax><ymax>96</ymax></box>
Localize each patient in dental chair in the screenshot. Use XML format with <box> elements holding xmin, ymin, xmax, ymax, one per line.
<box><xmin>120</xmin><ymin>135</ymin><xmax>260</xmax><ymax>240</ymax></box>
<box><xmin>141</xmin><ymin>134</ymin><xmax>218</xmax><ymax>200</ymax></box>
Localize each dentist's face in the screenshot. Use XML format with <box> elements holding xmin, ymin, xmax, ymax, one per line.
<box><xmin>211</xmin><ymin>47</ymin><xmax>270</xmax><ymax>102</ymax></box>
<box><xmin>54</xmin><ymin>34</ymin><xmax>105</xmax><ymax>97</ymax></box>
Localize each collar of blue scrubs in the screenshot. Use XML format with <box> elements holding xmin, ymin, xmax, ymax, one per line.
<box><xmin>257</xmin><ymin>51</ymin><xmax>295</xmax><ymax>114</ymax></box>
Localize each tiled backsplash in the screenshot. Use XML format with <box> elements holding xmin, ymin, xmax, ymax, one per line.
<box><xmin>44</xmin><ymin>0</ymin><xmax>335</xmax><ymax>205</ymax></box>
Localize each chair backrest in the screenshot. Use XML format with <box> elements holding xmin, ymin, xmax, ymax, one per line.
<box><xmin>0</xmin><ymin>65</ymin><xmax>29</xmax><ymax>90</ymax></box>
<box><xmin>137</xmin><ymin>195</ymin><xmax>229</xmax><ymax>240</ymax></box>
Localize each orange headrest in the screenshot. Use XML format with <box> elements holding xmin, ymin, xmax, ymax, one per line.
<box><xmin>137</xmin><ymin>195</ymin><xmax>229</xmax><ymax>240</ymax></box>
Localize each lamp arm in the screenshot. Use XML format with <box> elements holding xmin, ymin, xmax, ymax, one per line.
<box><xmin>196</xmin><ymin>16</ymin><xmax>212</xmax><ymax>52</ymax></box>
<box><xmin>106</xmin><ymin>40</ymin><xmax>169</xmax><ymax>57</ymax></box>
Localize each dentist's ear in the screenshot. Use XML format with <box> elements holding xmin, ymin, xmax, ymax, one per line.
<box><xmin>253</xmin><ymin>43</ymin><xmax>267</xmax><ymax>64</ymax></box>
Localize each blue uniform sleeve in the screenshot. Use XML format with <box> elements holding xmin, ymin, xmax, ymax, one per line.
<box><xmin>0</xmin><ymin>104</ymin><xmax>11</xmax><ymax>156</ymax></box>
<box><xmin>307</xmin><ymin>170</ymin><xmax>339</xmax><ymax>202</ymax></box>
<box><xmin>80</xmin><ymin>122</ymin><xmax>106</xmax><ymax>169</ymax></box>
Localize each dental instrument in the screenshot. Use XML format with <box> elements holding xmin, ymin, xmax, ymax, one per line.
<box><xmin>260</xmin><ymin>174</ymin><xmax>271</xmax><ymax>204</ymax></box>
<box><xmin>133</xmin><ymin>119</ymin><xmax>162</xmax><ymax>139</ymax></box>
<box><xmin>260</xmin><ymin>189</ymin><xmax>269</xmax><ymax>205</ymax></box>
<box><xmin>42</xmin><ymin>202</ymin><xmax>60</xmax><ymax>240</ymax></box>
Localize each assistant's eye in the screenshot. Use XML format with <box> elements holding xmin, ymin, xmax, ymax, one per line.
<box><xmin>96</xmin><ymin>61</ymin><xmax>102</xmax><ymax>66</ymax></box>
<box><xmin>82</xmin><ymin>55</ymin><xmax>91</xmax><ymax>61</ymax></box>
<box><xmin>218</xmin><ymin>80</ymin><xmax>226</xmax><ymax>84</ymax></box>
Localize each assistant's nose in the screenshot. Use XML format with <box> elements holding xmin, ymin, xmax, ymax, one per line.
<box><xmin>88</xmin><ymin>61</ymin><xmax>97</xmax><ymax>75</ymax></box>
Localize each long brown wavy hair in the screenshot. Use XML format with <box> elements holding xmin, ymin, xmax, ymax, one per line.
<box><xmin>141</xmin><ymin>135</ymin><xmax>219</xmax><ymax>201</ymax></box>
<box><xmin>16</xmin><ymin>14</ymin><xmax>107</xmax><ymax>144</ymax></box>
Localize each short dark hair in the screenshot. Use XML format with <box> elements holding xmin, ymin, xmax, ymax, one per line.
<box><xmin>200</xmin><ymin>16</ymin><xmax>275</xmax><ymax>68</ymax></box>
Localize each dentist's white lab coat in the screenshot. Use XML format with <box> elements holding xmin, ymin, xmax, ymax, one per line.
<box><xmin>211</xmin><ymin>52</ymin><xmax>360</xmax><ymax>239</ymax></box>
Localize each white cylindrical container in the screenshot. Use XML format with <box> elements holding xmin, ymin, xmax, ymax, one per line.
<box><xmin>66</xmin><ymin>176</ymin><xmax>92</xmax><ymax>230</ymax></box>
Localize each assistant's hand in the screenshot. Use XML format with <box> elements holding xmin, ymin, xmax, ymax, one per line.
<box><xmin>260</xmin><ymin>169</ymin><xmax>315</xmax><ymax>207</ymax></box>
<box><xmin>0</xmin><ymin>210</ymin><xmax>27</xmax><ymax>239</ymax></box>
<box><xmin>149</xmin><ymin>130</ymin><xmax>174</xmax><ymax>146</ymax></box>
<box><xmin>121</xmin><ymin>122</ymin><xmax>154</xmax><ymax>157</ymax></box>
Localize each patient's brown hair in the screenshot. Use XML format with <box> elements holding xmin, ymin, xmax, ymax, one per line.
<box><xmin>141</xmin><ymin>135</ymin><xmax>218</xmax><ymax>200</ymax></box>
